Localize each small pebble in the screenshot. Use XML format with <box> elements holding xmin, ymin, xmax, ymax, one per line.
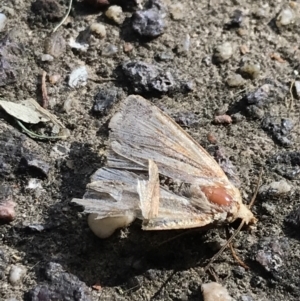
<box><xmin>239</xmin><ymin>44</ymin><xmax>249</xmax><ymax>55</ymax></box>
<box><xmin>156</xmin><ymin>51</ymin><xmax>174</xmax><ymax>61</ymax></box>
<box><xmin>101</xmin><ymin>44</ymin><xmax>118</xmax><ymax>57</ymax></box>
<box><xmin>122</xmin><ymin>61</ymin><xmax>177</xmax><ymax>94</ymax></box>
<box><xmin>90</xmin><ymin>23</ymin><xmax>106</xmax><ymax>38</ymax></box>
<box><xmin>201</xmin><ymin>282</ymin><xmax>232</xmax><ymax>301</ymax></box>
<box><xmin>0</xmin><ymin>200</ymin><xmax>16</xmax><ymax>223</ymax></box>
<box><xmin>255</xmin><ymin>4</ymin><xmax>269</xmax><ymax>19</ymax></box>
<box><xmin>105</xmin><ymin>5</ymin><xmax>124</xmax><ymax>24</ymax></box>
<box><xmin>207</xmin><ymin>133</ymin><xmax>217</xmax><ymax>144</ymax></box>
<box><xmin>177</xmin><ymin>33</ymin><xmax>190</xmax><ymax>54</ymax></box>
<box><xmin>170</xmin><ymin>3</ymin><xmax>184</xmax><ymax>20</ymax></box>
<box><xmin>226</xmin><ymin>73</ymin><xmax>245</xmax><ymax>87</ymax></box>
<box><xmin>41</xmin><ymin>54</ymin><xmax>54</xmax><ymax>62</ymax></box>
<box><xmin>237</xmin><ymin>28</ymin><xmax>247</xmax><ymax>36</ymax></box>
<box><xmin>69</xmin><ymin>37</ymin><xmax>89</xmax><ymax>52</ymax></box>
<box><xmin>26</xmin><ymin>178</ymin><xmax>43</xmax><ymax>190</ymax></box>
<box><xmin>132</xmin><ymin>0</ymin><xmax>166</xmax><ymax>38</ymax></box>
<box><xmin>68</xmin><ymin>66</ymin><xmax>88</xmax><ymax>88</ymax></box>
<box><xmin>9</xmin><ymin>265</ymin><xmax>26</xmax><ymax>285</ymax></box>
<box><xmin>231</xmin><ymin>9</ymin><xmax>243</xmax><ymax>26</ymax></box>
<box><xmin>123</xmin><ymin>42</ymin><xmax>133</xmax><ymax>53</ymax></box>
<box><xmin>240</xmin><ymin>62</ymin><xmax>260</xmax><ymax>79</ymax></box>
<box><xmin>294</xmin><ymin>80</ymin><xmax>300</xmax><ymax>98</ymax></box>
<box><xmin>214</xmin><ymin>114</ymin><xmax>232</xmax><ymax>124</ymax></box>
<box><xmin>214</xmin><ymin>42</ymin><xmax>233</xmax><ymax>62</ymax></box>
<box><xmin>256</xmin><ymin>249</ymin><xmax>283</xmax><ymax>273</ymax></box>
<box><xmin>93</xmin><ymin>89</ymin><xmax>117</xmax><ymax>114</ymax></box>
<box><xmin>48</xmin><ymin>74</ymin><xmax>61</xmax><ymax>85</ymax></box>
<box><xmin>28</xmin><ymin>262</ymin><xmax>91</xmax><ymax>300</ymax></box>
<box><xmin>0</xmin><ymin>13</ymin><xmax>7</xmax><ymax>31</ymax></box>
<box><xmin>276</xmin><ymin>6</ymin><xmax>296</xmax><ymax>27</ymax></box>
<box><xmin>245</xmin><ymin>84</ymin><xmax>270</xmax><ymax>105</ymax></box>
<box><xmin>44</xmin><ymin>32</ymin><xmax>66</xmax><ymax>58</ymax></box>
<box><xmin>259</xmin><ymin>179</ymin><xmax>292</xmax><ymax>196</ymax></box>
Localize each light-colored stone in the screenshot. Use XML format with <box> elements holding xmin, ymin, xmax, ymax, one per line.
<box><xmin>68</xmin><ymin>66</ymin><xmax>88</xmax><ymax>88</ymax></box>
<box><xmin>214</xmin><ymin>42</ymin><xmax>233</xmax><ymax>62</ymax></box>
<box><xmin>9</xmin><ymin>265</ymin><xmax>26</xmax><ymax>286</ymax></box>
<box><xmin>90</xmin><ymin>23</ymin><xmax>106</xmax><ymax>38</ymax></box>
<box><xmin>0</xmin><ymin>13</ymin><xmax>7</xmax><ymax>31</ymax></box>
<box><xmin>105</xmin><ymin>5</ymin><xmax>124</xmax><ymax>25</ymax></box>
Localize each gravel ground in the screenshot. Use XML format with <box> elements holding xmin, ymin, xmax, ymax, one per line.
<box><xmin>0</xmin><ymin>0</ymin><xmax>300</xmax><ymax>300</ymax></box>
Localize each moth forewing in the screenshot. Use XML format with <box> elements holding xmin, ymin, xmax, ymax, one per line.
<box><xmin>108</xmin><ymin>95</ymin><xmax>228</xmax><ymax>184</ymax></box>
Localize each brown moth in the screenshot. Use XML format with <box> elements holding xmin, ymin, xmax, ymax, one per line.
<box><xmin>72</xmin><ymin>95</ymin><xmax>257</xmax><ymax>238</ymax></box>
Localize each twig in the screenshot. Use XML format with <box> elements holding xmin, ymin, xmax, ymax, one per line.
<box><xmin>53</xmin><ymin>0</ymin><xmax>73</xmax><ymax>33</ymax></box>
<box><xmin>41</xmin><ymin>71</ymin><xmax>49</xmax><ymax>109</ymax></box>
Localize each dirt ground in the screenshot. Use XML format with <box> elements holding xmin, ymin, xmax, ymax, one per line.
<box><xmin>1</xmin><ymin>0</ymin><xmax>300</xmax><ymax>300</ymax></box>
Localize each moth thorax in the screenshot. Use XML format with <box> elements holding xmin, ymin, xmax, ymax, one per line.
<box><xmin>201</xmin><ymin>186</ymin><xmax>233</xmax><ymax>206</ymax></box>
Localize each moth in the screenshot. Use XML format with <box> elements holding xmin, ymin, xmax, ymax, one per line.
<box><xmin>72</xmin><ymin>95</ymin><xmax>257</xmax><ymax>239</ymax></box>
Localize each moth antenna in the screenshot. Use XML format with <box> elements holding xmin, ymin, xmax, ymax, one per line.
<box><xmin>204</xmin><ymin>168</ymin><xmax>263</xmax><ymax>272</ymax></box>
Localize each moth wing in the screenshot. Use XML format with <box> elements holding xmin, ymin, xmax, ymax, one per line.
<box><xmin>72</xmin><ymin>168</ymin><xmax>141</xmax><ymax>219</ymax></box>
<box><xmin>108</xmin><ymin>95</ymin><xmax>228</xmax><ymax>184</ymax></box>
<box><xmin>72</xmin><ymin>166</ymin><xmax>220</xmax><ymax>229</ymax></box>
<box><xmin>142</xmin><ymin>188</ymin><xmax>223</xmax><ymax>230</ymax></box>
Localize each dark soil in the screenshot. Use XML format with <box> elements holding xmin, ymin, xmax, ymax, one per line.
<box><xmin>0</xmin><ymin>0</ymin><xmax>300</xmax><ymax>300</ymax></box>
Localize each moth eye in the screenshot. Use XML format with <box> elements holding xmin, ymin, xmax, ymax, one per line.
<box><xmin>201</xmin><ymin>186</ymin><xmax>233</xmax><ymax>206</ymax></box>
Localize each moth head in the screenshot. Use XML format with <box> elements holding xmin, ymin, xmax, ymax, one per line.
<box><xmin>232</xmin><ymin>203</ymin><xmax>257</xmax><ymax>225</ymax></box>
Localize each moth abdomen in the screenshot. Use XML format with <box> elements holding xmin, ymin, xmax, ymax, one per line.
<box><xmin>201</xmin><ymin>186</ymin><xmax>233</xmax><ymax>206</ymax></box>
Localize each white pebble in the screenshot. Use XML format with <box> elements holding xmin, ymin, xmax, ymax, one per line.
<box><xmin>259</xmin><ymin>180</ymin><xmax>292</xmax><ymax>196</ymax></box>
<box><xmin>26</xmin><ymin>178</ymin><xmax>43</xmax><ymax>190</ymax></box>
<box><xmin>105</xmin><ymin>5</ymin><xmax>124</xmax><ymax>24</ymax></box>
<box><xmin>201</xmin><ymin>282</ymin><xmax>233</xmax><ymax>301</ymax></box>
<box><xmin>69</xmin><ymin>37</ymin><xmax>89</xmax><ymax>52</ymax></box>
<box><xmin>88</xmin><ymin>213</ymin><xmax>136</xmax><ymax>239</ymax></box>
<box><xmin>170</xmin><ymin>3</ymin><xmax>184</xmax><ymax>20</ymax></box>
<box><xmin>0</xmin><ymin>13</ymin><xmax>7</xmax><ymax>31</ymax></box>
<box><xmin>68</xmin><ymin>66</ymin><xmax>88</xmax><ymax>88</ymax></box>
<box><xmin>226</xmin><ymin>73</ymin><xmax>245</xmax><ymax>87</ymax></box>
<box><xmin>294</xmin><ymin>80</ymin><xmax>300</xmax><ymax>97</ymax></box>
<box><xmin>90</xmin><ymin>23</ymin><xmax>106</xmax><ymax>38</ymax></box>
<box><xmin>276</xmin><ymin>7</ymin><xmax>295</xmax><ymax>26</ymax></box>
<box><xmin>214</xmin><ymin>42</ymin><xmax>233</xmax><ymax>62</ymax></box>
<box><xmin>41</xmin><ymin>54</ymin><xmax>54</xmax><ymax>62</ymax></box>
<box><xmin>9</xmin><ymin>265</ymin><xmax>26</xmax><ymax>286</ymax></box>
